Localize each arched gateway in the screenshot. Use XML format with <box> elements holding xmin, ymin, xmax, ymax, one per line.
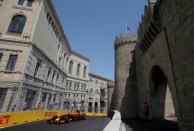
<box><xmin>149</xmin><ymin>65</ymin><xmax>176</xmax><ymax>120</ymax></box>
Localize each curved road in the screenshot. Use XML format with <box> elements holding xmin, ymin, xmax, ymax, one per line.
<box><xmin>0</xmin><ymin>117</ymin><xmax>110</xmax><ymax>131</ymax></box>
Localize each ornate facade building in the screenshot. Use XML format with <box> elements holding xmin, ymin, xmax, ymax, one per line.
<box><xmin>64</xmin><ymin>51</ymin><xmax>90</xmax><ymax>111</ymax></box>
<box><xmin>107</xmin><ymin>80</ymin><xmax>114</xmax><ymax>113</ymax></box>
<box><xmin>0</xmin><ymin>0</ymin><xmax>109</xmax><ymax>113</ymax></box>
<box><xmin>88</xmin><ymin>73</ymin><xmax>109</xmax><ymax>113</ymax></box>
<box><xmin>0</xmin><ymin>0</ymin><xmax>71</xmax><ymax>112</ymax></box>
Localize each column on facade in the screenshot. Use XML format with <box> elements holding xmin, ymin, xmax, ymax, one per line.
<box><xmin>92</xmin><ymin>102</ymin><xmax>95</xmax><ymax>113</ymax></box>
<box><xmin>48</xmin><ymin>92</ymin><xmax>54</xmax><ymax>110</ymax></box>
<box><xmin>15</xmin><ymin>86</ymin><xmax>27</xmax><ymax>111</ymax></box>
<box><xmin>1</xmin><ymin>88</ymin><xmax>15</xmax><ymax>112</ymax></box>
<box><xmin>34</xmin><ymin>88</ymin><xmax>42</xmax><ymax>109</ymax></box>
<box><xmin>83</xmin><ymin>101</ymin><xmax>88</xmax><ymax>112</ymax></box>
<box><xmin>98</xmin><ymin>101</ymin><xmax>100</xmax><ymax>113</ymax></box>
<box><xmin>52</xmin><ymin>90</ymin><xmax>58</xmax><ymax>110</ymax></box>
<box><xmin>44</xmin><ymin>93</ymin><xmax>49</xmax><ymax>110</ymax></box>
<box><xmin>103</xmin><ymin>101</ymin><xmax>107</xmax><ymax>113</ymax></box>
<box><xmin>71</xmin><ymin>81</ymin><xmax>74</xmax><ymax>91</ymax></box>
<box><xmin>50</xmin><ymin>85</ymin><xmax>57</xmax><ymax>110</ymax></box>
<box><xmin>0</xmin><ymin>88</ymin><xmax>8</xmax><ymax>112</ymax></box>
<box><xmin>59</xmin><ymin>94</ymin><xmax>65</xmax><ymax>110</ymax></box>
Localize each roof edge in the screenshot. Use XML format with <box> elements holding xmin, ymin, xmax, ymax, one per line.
<box><xmin>47</xmin><ymin>0</ymin><xmax>72</xmax><ymax>52</ymax></box>
<box><xmin>89</xmin><ymin>72</ymin><xmax>113</xmax><ymax>82</ymax></box>
<box><xmin>72</xmin><ymin>50</ymin><xmax>90</xmax><ymax>62</ymax></box>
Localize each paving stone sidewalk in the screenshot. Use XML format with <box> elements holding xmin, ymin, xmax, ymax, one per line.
<box><xmin>122</xmin><ymin>119</ymin><xmax>178</xmax><ymax>131</ymax></box>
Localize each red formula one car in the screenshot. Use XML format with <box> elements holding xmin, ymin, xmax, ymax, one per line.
<box><xmin>69</xmin><ymin>109</ymin><xmax>87</xmax><ymax>121</ymax></box>
<box><xmin>47</xmin><ymin>115</ymin><xmax>70</xmax><ymax>124</ymax></box>
<box><xmin>79</xmin><ymin>110</ymin><xmax>87</xmax><ymax>120</ymax></box>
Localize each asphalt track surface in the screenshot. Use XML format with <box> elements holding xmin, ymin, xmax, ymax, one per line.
<box><xmin>0</xmin><ymin>117</ymin><xmax>110</xmax><ymax>131</ymax></box>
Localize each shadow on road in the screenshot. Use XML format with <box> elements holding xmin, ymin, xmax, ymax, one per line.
<box><xmin>122</xmin><ymin>119</ymin><xmax>179</xmax><ymax>131</ymax></box>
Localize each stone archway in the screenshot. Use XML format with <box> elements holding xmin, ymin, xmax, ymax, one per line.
<box><xmin>63</xmin><ymin>101</ymin><xmax>70</xmax><ymax>110</ymax></box>
<box><xmin>100</xmin><ymin>100</ymin><xmax>106</xmax><ymax>112</ymax></box>
<box><xmin>149</xmin><ymin>65</ymin><xmax>176</xmax><ymax>120</ymax></box>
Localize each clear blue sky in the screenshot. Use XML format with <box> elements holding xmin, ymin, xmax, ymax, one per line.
<box><xmin>53</xmin><ymin>0</ymin><xmax>147</xmax><ymax>80</ymax></box>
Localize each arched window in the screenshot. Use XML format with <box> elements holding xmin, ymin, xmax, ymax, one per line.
<box><xmin>18</xmin><ymin>0</ymin><xmax>24</xmax><ymax>5</ymax></box>
<box><xmin>68</xmin><ymin>61</ymin><xmax>73</xmax><ymax>74</ymax></box>
<box><xmin>46</xmin><ymin>13</ymin><xmax>50</xmax><ymax>20</ymax></box>
<box><xmin>76</xmin><ymin>64</ymin><xmax>81</xmax><ymax>76</ymax></box>
<box><xmin>8</xmin><ymin>15</ymin><xmax>26</xmax><ymax>34</ymax></box>
<box><xmin>83</xmin><ymin>66</ymin><xmax>87</xmax><ymax>78</ymax></box>
<box><xmin>27</xmin><ymin>0</ymin><xmax>34</xmax><ymax>7</ymax></box>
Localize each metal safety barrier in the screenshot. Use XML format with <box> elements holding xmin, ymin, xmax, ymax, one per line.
<box><xmin>0</xmin><ymin>110</ymin><xmax>107</xmax><ymax>128</ymax></box>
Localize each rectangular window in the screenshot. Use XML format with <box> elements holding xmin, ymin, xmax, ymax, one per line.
<box><xmin>88</xmin><ymin>102</ymin><xmax>92</xmax><ymax>112</ymax></box>
<box><xmin>24</xmin><ymin>89</ymin><xmax>36</xmax><ymax>110</ymax></box>
<box><xmin>74</xmin><ymin>83</ymin><xmax>77</xmax><ymax>90</ymax></box>
<box><xmin>69</xmin><ymin>81</ymin><xmax>72</xmax><ymax>89</ymax></box>
<box><xmin>83</xmin><ymin>66</ymin><xmax>87</xmax><ymax>78</ymax></box>
<box><xmin>41</xmin><ymin>93</ymin><xmax>47</xmax><ymax>102</ymax></box>
<box><xmin>62</xmin><ymin>77</ymin><xmax>64</xmax><ymax>84</ymax></box>
<box><xmin>56</xmin><ymin>73</ymin><xmax>59</xmax><ymax>83</ymax></box>
<box><xmin>76</xmin><ymin>64</ymin><xmax>81</xmax><ymax>76</ymax></box>
<box><xmin>6</xmin><ymin>54</ymin><xmax>18</xmax><ymax>71</ymax></box>
<box><xmin>27</xmin><ymin>0</ymin><xmax>33</xmax><ymax>7</ymax></box>
<box><xmin>18</xmin><ymin>0</ymin><xmax>24</xmax><ymax>5</ymax></box>
<box><xmin>52</xmin><ymin>71</ymin><xmax>56</xmax><ymax>83</ymax></box>
<box><xmin>46</xmin><ymin>13</ymin><xmax>50</xmax><ymax>20</ymax></box>
<box><xmin>77</xmin><ymin>83</ymin><xmax>79</xmax><ymax>90</ymax></box>
<box><xmin>53</xmin><ymin>94</ymin><xmax>57</xmax><ymax>102</ymax></box>
<box><xmin>34</xmin><ymin>59</ymin><xmax>41</xmax><ymax>77</ymax></box>
<box><xmin>0</xmin><ymin>53</ymin><xmax>3</xmax><ymax>62</ymax></box>
<box><xmin>66</xmin><ymin>81</ymin><xmax>69</xmax><ymax>89</ymax></box>
<box><xmin>46</xmin><ymin>67</ymin><xmax>51</xmax><ymax>81</ymax></box>
<box><xmin>48</xmin><ymin>17</ymin><xmax>51</xmax><ymax>24</ymax></box>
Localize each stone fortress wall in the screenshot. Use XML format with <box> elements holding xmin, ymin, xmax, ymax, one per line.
<box><xmin>111</xmin><ymin>0</ymin><xmax>194</xmax><ymax>131</ymax></box>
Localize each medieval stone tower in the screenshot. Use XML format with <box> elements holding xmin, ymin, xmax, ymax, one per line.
<box><xmin>111</xmin><ymin>32</ymin><xmax>137</xmax><ymax>118</ymax></box>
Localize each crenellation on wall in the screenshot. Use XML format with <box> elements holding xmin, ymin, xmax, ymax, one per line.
<box><xmin>114</xmin><ymin>33</ymin><xmax>137</xmax><ymax>49</ymax></box>
<box><xmin>139</xmin><ymin>8</ymin><xmax>162</xmax><ymax>52</ymax></box>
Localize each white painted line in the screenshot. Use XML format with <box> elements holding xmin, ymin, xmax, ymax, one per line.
<box><xmin>103</xmin><ymin>119</ymin><xmax>121</xmax><ymax>131</ymax></box>
<box><xmin>103</xmin><ymin>110</ymin><xmax>126</xmax><ymax>131</ymax></box>
<box><xmin>120</xmin><ymin>122</ymin><xmax>127</xmax><ymax>131</ymax></box>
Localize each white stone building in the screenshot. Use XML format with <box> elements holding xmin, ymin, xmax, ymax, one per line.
<box><xmin>88</xmin><ymin>73</ymin><xmax>109</xmax><ymax>113</ymax></box>
<box><xmin>0</xmin><ymin>0</ymin><xmax>71</xmax><ymax>112</ymax></box>
<box><xmin>0</xmin><ymin>0</ymin><xmax>109</xmax><ymax>113</ymax></box>
<box><xmin>64</xmin><ymin>51</ymin><xmax>90</xmax><ymax>111</ymax></box>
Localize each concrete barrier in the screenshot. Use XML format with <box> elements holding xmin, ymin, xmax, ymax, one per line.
<box><xmin>86</xmin><ymin>112</ymin><xmax>107</xmax><ymax>117</ymax></box>
<box><xmin>0</xmin><ymin>111</ymin><xmax>107</xmax><ymax>128</ymax></box>
<box><xmin>103</xmin><ymin>110</ymin><xmax>126</xmax><ymax>131</ymax></box>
